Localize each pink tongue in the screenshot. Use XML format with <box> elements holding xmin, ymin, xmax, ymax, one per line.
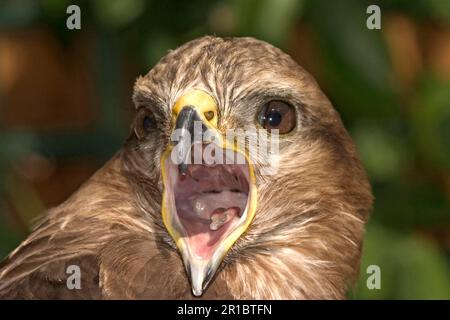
<box><xmin>176</xmin><ymin>190</ymin><xmax>247</xmax><ymax>222</ymax></box>
<box><xmin>210</xmin><ymin>207</ymin><xmax>240</xmax><ymax>231</ymax></box>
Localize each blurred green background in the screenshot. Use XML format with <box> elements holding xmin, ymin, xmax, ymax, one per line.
<box><xmin>0</xmin><ymin>0</ymin><xmax>449</xmax><ymax>299</ymax></box>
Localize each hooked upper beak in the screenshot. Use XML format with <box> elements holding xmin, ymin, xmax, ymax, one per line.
<box><xmin>172</xmin><ymin>106</ymin><xmax>208</xmax><ymax>176</ymax></box>
<box><xmin>160</xmin><ymin>89</ymin><xmax>257</xmax><ymax>296</ymax></box>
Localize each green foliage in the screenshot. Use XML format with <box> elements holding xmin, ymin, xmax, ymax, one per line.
<box><xmin>351</xmin><ymin>223</ymin><xmax>450</xmax><ymax>299</ymax></box>
<box><xmin>232</xmin><ymin>0</ymin><xmax>305</xmax><ymax>46</ymax></box>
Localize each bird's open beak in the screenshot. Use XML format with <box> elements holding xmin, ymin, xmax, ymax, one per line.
<box><xmin>160</xmin><ymin>89</ymin><xmax>257</xmax><ymax>296</ymax></box>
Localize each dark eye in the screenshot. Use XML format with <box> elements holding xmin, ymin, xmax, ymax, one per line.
<box><xmin>257</xmin><ymin>100</ymin><xmax>296</xmax><ymax>134</ymax></box>
<box><xmin>143</xmin><ymin>116</ymin><xmax>155</xmax><ymax>131</ymax></box>
<box><xmin>134</xmin><ymin>108</ymin><xmax>156</xmax><ymax>139</ymax></box>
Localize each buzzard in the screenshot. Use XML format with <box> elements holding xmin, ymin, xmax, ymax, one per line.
<box><xmin>0</xmin><ymin>36</ymin><xmax>372</xmax><ymax>299</ymax></box>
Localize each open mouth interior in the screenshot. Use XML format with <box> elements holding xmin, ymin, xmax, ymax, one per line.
<box><xmin>164</xmin><ymin>147</ymin><xmax>250</xmax><ymax>260</ymax></box>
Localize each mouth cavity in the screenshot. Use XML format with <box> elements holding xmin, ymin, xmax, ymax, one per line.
<box><xmin>164</xmin><ymin>147</ymin><xmax>250</xmax><ymax>260</ymax></box>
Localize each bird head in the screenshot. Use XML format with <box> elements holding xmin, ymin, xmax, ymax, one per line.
<box><xmin>123</xmin><ymin>37</ymin><xmax>372</xmax><ymax>298</ymax></box>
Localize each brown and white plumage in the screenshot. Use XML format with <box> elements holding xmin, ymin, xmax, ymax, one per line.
<box><xmin>0</xmin><ymin>36</ymin><xmax>372</xmax><ymax>299</ymax></box>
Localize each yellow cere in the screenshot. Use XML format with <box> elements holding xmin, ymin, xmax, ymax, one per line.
<box><xmin>172</xmin><ymin>89</ymin><xmax>218</xmax><ymax>128</ymax></box>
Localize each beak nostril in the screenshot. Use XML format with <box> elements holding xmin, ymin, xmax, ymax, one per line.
<box><xmin>204</xmin><ymin>111</ymin><xmax>214</xmax><ymax>121</ymax></box>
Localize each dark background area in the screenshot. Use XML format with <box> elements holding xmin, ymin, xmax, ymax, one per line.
<box><xmin>0</xmin><ymin>0</ymin><xmax>449</xmax><ymax>299</ymax></box>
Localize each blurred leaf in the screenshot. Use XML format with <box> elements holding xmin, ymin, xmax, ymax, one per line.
<box><xmin>92</xmin><ymin>0</ymin><xmax>146</xmax><ymax>29</ymax></box>
<box><xmin>0</xmin><ymin>0</ymin><xmax>39</xmax><ymax>27</ymax></box>
<box><xmin>233</xmin><ymin>0</ymin><xmax>304</xmax><ymax>47</ymax></box>
<box><xmin>377</xmin><ymin>0</ymin><xmax>450</xmax><ymax>23</ymax></box>
<box><xmin>394</xmin><ymin>237</ymin><xmax>450</xmax><ymax>299</ymax></box>
<box><xmin>423</xmin><ymin>0</ymin><xmax>450</xmax><ymax>24</ymax></box>
<box><xmin>306</xmin><ymin>0</ymin><xmax>397</xmax><ymax>119</ymax></box>
<box><xmin>0</xmin><ymin>212</ymin><xmax>22</xmax><ymax>259</ymax></box>
<box><xmin>352</xmin><ymin>121</ymin><xmax>410</xmax><ymax>182</ymax></box>
<box><xmin>40</xmin><ymin>0</ymin><xmax>72</xmax><ymax>18</ymax></box>
<box><xmin>411</xmin><ymin>76</ymin><xmax>450</xmax><ymax>169</ymax></box>
<box><xmin>143</xmin><ymin>33</ymin><xmax>177</xmax><ymax>67</ymax></box>
<box><xmin>372</xmin><ymin>179</ymin><xmax>450</xmax><ymax>228</ymax></box>
<box><xmin>351</xmin><ymin>223</ymin><xmax>450</xmax><ymax>299</ymax></box>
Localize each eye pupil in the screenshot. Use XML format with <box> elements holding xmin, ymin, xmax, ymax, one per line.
<box><xmin>143</xmin><ymin>116</ymin><xmax>154</xmax><ymax>131</ymax></box>
<box><xmin>135</xmin><ymin>108</ymin><xmax>157</xmax><ymax>139</ymax></box>
<box><xmin>267</xmin><ymin>110</ymin><xmax>282</xmax><ymax>127</ymax></box>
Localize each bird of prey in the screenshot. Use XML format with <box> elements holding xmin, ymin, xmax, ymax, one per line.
<box><xmin>0</xmin><ymin>36</ymin><xmax>372</xmax><ymax>299</ymax></box>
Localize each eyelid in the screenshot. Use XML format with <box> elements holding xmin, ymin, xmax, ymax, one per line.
<box><xmin>135</xmin><ymin>103</ymin><xmax>167</xmax><ymax>123</ymax></box>
<box><xmin>134</xmin><ymin>93</ymin><xmax>167</xmax><ymax>117</ymax></box>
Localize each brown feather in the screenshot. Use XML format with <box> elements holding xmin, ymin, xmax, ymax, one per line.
<box><xmin>0</xmin><ymin>36</ymin><xmax>372</xmax><ymax>299</ymax></box>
